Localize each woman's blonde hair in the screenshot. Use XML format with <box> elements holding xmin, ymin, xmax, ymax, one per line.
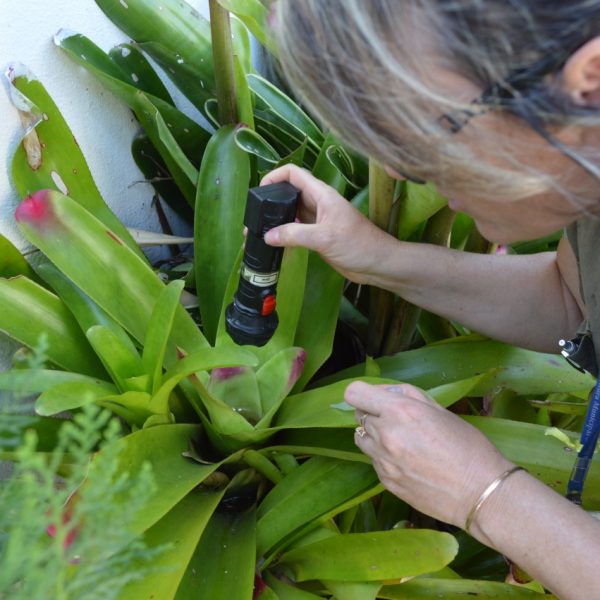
<box><xmin>275</xmin><ymin>0</ymin><xmax>600</xmax><ymax>203</ymax></box>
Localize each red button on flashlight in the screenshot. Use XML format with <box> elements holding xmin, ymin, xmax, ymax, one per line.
<box><xmin>261</xmin><ymin>294</ymin><xmax>277</xmax><ymax>316</ymax></box>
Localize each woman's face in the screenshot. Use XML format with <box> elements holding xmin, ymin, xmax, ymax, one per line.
<box><xmin>388</xmin><ymin>73</ymin><xmax>599</xmax><ymax>244</ymax></box>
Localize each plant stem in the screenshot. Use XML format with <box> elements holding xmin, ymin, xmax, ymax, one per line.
<box><xmin>209</xmin><ymin>0</ymin><xmax>238</xmax><ymax>125</ymax></box>
<box><xmin>367</xmin><ymin>161</ymin><xmax>397</xmax><ymax>356</ymax></box>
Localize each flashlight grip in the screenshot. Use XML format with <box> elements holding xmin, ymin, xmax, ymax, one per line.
<box><xmin>225</xmin><ymin>182</ymin><xmax>299</xmax><ymax>346</ymax></box>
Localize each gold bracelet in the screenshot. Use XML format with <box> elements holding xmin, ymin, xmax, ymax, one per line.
<box><xmin>465</xmin><ymin>466</ymin><xmax>526</xmax><ymax>535</ymax></box>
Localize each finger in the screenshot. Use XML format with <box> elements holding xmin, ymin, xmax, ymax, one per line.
<box><xmin>264</xmin><ymin>222</ymin><xmax>325</xmax><ymax>251</ymax></box>
<box><xmin>354</xmin><ymin>424</ymin><xmax>378</xmax><ymax>455</ymax></box>
<box><xmin>375</xmin><ymin>383</ymin><xmax>432</xmax><ymax>403</ymax></box>
<box><xmin>261</xmin><ymin>165</ymin><xmax>332</xmax><ymax>212</ymax></box>
<box><xmin>344</xmin><ymin>381</ymin><xmax>385</xmax><ymax>416</ymax></box>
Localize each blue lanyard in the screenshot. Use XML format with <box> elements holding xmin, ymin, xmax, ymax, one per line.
<box><xmin>566</xmin><ymin>377</ymin><xmax>600</xmax><ymax>504</ymax></box>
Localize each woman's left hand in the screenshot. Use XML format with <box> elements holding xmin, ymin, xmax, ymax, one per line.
<box><xmin>345</xmin><ymin>381</ymin><xmax>514</xmax><ymax>528</ymax></box>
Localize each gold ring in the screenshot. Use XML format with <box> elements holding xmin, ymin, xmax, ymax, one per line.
<box><xmin>355</xmin><ymin>426</ymin><xmax>367</xmax><ymax>438</ymax></box>
<box><xmin>359</xmin><ymin>413</ymin><xmax>368</xmax><ymax>427</ymax></box>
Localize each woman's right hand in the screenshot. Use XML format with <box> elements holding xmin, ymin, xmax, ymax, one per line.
<box><xmin>261</xmin><ymin>165</ymin><xmax>395</xmax><ymax>284</ymax></box>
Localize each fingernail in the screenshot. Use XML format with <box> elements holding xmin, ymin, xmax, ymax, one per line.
<box><xmin>386</xmin><ymin>385</ymin><xmax>404</xmax><ymax>393</ymax></box>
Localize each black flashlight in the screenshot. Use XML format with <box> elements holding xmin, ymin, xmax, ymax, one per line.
<box><xmin>225</xmin><ymin>182</ymin><xmax>299</xmax><ymax>346</ymax></box>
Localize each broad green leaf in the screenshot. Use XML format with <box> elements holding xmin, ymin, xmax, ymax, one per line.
<box><xmin>6</xmin><ymin>63</ymin><xmax>144</xmax><ymax>260</ymax></box>
<box><xmin>265</xmin><ymin>574</ymin><xmax>323</xmax><ymax>600</ymax></box>
<box><xmin>256</xmin><ymin>347</ymin><xmax>306</xmax><ymax>427</ymax></box>
<box><xmin>275</xmin><ymin>138</ymin><xmax>308</xmax><ymax>170</ymax></box>
<box><xmin>218</xmin><ymin>0</ymin><xmax>276</xmax><ymax>54</ymax></box>
<box><xmin>177</xmin><ymin>507</ymin><xmax>256</xmax><ymax>600</ymax></box>
<box><xmin>234</xmin><ymin>54</ymin><xmax>255</xmax><ymax>130</ymax></box>
<box><xmin>55</xmin><ymin>31</ymin><xmax>210</xmax><ymax>194</ymax></box>
<box><xmin>36</xmin><ymin>261</ymin><xmax>139</xmax><ymax>358</ymax></box>
<box><xmin>255</xmin><ymin>110</ymin><xmax>319</xmax><ymax>166</ymax></box>
<box><xmin>427</xmin><ymin>371</ymin><xmax>500</xmax><ymax>408</ymax></box>
<box><xmin>119</xmin><ymin>488</ymin><xmax>225</xmax><ymax>600</ymax></box>
<box><xmin>0</xmin><ymin>234</ymin><xmax>37</xmax><ymax>280</ymax></box>
<box><xmin>87</xmin><ymin>325</ymin><xmax>144</xmax><ymax>393</ymax></box>
<box><xmin>152</xmin><ymin>97</ymin><xmax>199</xmax><ymax>183</ymax></box>
<box><xmin>325</xmin><ymin>337</ymin><xmax>594</xmax><ymax>396</ymax></box>
<box><xmin>275</xmin><ymin>378</ymin><xmax>395</xmax><ymax>431</ymax></box>
<box><xmin>142</xmin><ymin>280</ymin><xmax>185</xmax><ymax>394</ymax></box>
<box><xmin>98</xmin><ymin>391</ymin><xmax>156</xmax><ymax>426</ymax></box>
<box><xmin>131</xmin><ymin>134</ymin><xmax>193</xmax><ymax>222</ymax></box>
<box><xmin>16</xmin><ymin>190</ymin><xmax>209</xmax><ymax>358</ymax></box>
<box><xmin>208</xmin><ymin>366</ymin><xmax>262</xmax><ymax>425</ymax></box>
<box><xmin>397</xmin><ymin>183</ymin><xmax>448</xmax><ymax>241</ymax></box>
<box><xmin>291</xmin><ymin>136</ymin><xmax>349</xmax><ymax>391</ymax></box>
<box><xmin>0</xmin><ymin>276</ymin><xmax>105</xmax><ymax>377</ymax></box>
<box><xmin>0</xmin><ymin>369</ymin><xmax>108</xmax><ymax>394</ymax></box>
<box><xmin>278</xmin><ymin>529</ymin><xmax>458</xmax><ymax>582</ymax></box>
<box><xmin>324</xmin><ymin>580</ymin><xmax>381</xmax><ymax>600</ymax></box>
<box><xmin>248</xmin><ymin>74</ymin><xmax>324</xmax><ymax>150</ymax></box>
<box><xmin>235</xmin><ymin>127</ymin><xmax>280</xmax><ymax>164</ymax></box>
<box><xmin>194</xmin><ymin>125</ymin><xmax>250</xmax><ymax>343</ymax></box>
<box><xmin>110</xmin><ymin>424</ymin><xmax>225</xmax><ymax>535</ymax></box>
<box><xmin>466</xmin><ymin>416</ymin><xmax>600</xmax><ymax>509</ymax></box>
<box><xmin>379</xmin><ymin>579</ymin><xmax>555</xmax><ymax>599</ymax></box>
<box><xmin>151</xmin><ymin>346</ymin><xmax>258</xmax><ymax>420</ymax></box>
<box><xmin>94</xmin><ymin>0</ymin><xmax>215</xmax><ymax>101</ymax></box>
<box><xmin>257</xmin><ymin>457</ymin><xmax>379</xmax><ymax>556</ymax></box>
<box><xmin>231</xmin><ymin>15</ymin><xmax>253</xmax><ymax>75</ymax></box>
<box><xmin>35</xmin><ymin>380</ymin><xmax>118</xmax><ymax>416</ymax></box>
<box><xmin>108</xmin><ymin>42</ymin><xmax>174</xmax><ymax>103</ymax></box>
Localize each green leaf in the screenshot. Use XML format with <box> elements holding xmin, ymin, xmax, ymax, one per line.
<box><xmin>235</xmin><ymin>127</ymin><xmax>280</xmax><ymax>164</ymax></box>
<box><xmin>0</xmin><ymin>369</ymin><xmax>109</xmax><ymax>394</ymax></box>
<box><xmin>177</xmin><ymin>507</ymin><xmax>256</xmax><ymax>600</ymax></box>
<box><xmin>108</xmin><ymin>42</ymin><xmax>174</xmax><ymax>104</ymax></box>
<box><xmin>278</xmin><ymin>529</ymin><xmax>457</xmax><ymax>582</ymax></box>
<box><xmin>0</xmin><ymin>234</ymin><xmax>37</xmax><ymax>280</ymax></box>
<box><xmin>35</xmin><ymin>380</ymin><xmax>118</xmax><ymax>416</ymax></box>
<box><xmin>94</xmin><ymin>0</ymin><xmax>216</xmax><ymax>104</ymax></box>
<box><xmin>397</xmin><ymin>183</ymin><xmax>448</xmax><ymax>241</ymax></box>
<box><xmin>208</xmin><ymin>366</ymin><xmax>262</xmax><ymax>425</ymax></box>
<box><xmin>0</xmin><ymin>276</ymin><xmax>105</xmax><ymax>377</ymax></box>
<box><xmin>109</xmin><ymin>424</ymin><xmax>225</xmax><ymax>535</ymax></box>
<box><xmin>257</xmin><ymin>457</ymin><xmax>379</xmax><ymax>556</ymax></box>
<box><xmin>256</xmin><ymin>347</ymin><xmax>306</xmax><ymax>428</ymax></box>
<box><xmin>248</xmin><ymin>74</ymin><xmax>324</xmax><ymax>150</ymax></box>
<box><xmin>36</xmin><ymin>262</ymin><xmax>140</xmax><ymax>358</ymax></box>
<box><xmin>218</xmin><ymin>0</ymin><xmax>276</xmax><ymax>54</ymax></box>
<box><xmin>151</xmin><ymin>346</ymin><xmax>258</xmax><ymax>419</ymax></box>
<box><xmin>142</xmin><ymin>280</ymin><xmax>185</xmax><ymax>394</ymax></box>
<box><xmin>119</xmin><ymin>488</ymin><xmax>225</xmax><ymax>600</ymax></box>
<box><xmin>379</xmin><ymin>579</ymin><xmax>555</xmax><ymax>599</ymax></box>
<box><xmin>87</xmin><ymin>326</ymin><xmax>144</xmax><ymax>393</ymax></box>
<box><xmin>6</xmin><ymin>63</ymin><xmax>144</xmax><ymax>260</ymax></box>
<box><xmin>427</xmin><ymin>371</ymin><xmax>500</xmax><ymax>408</ymax></box>
<box><xmin>55</xmin><ymin>32</ymin><xmax>210</xmax><ymax>200</ymax></box>
<box><xmin>325</xmin><ymin>337</ymin><xmax>594</xmax><ymax>396</ymax></box>
<box><xmin>16</xmin><ymin>190</ymin><xmax>209</xmax><ymax>359</ymax></box>
<box><xmin>98</xmin><ymin>391</ymin><xmax>157</xmax><ymax>426</ymax></box>
<box><xmin>275</xmin><ymin>378</ymin><xmax>394</xmax><ymax>431</ymax></box>
<box><xmin>265</xmin><ymin>574</ymin><xmax>323</xmax><ymax>600</ymax></box>
<box><xmin>466</xmin><ymin>416</ymin><xmax>600</xmax><ymax>509</ymax></box>
<box><xmin>194</xmin><ymin>125</ymin><xmax>250</xmax><ymax>343</ymax></box>
<box><xmin>131</xmin><ymin>134</ymin><xmax>193</xmax><ymax>222</ymax></box>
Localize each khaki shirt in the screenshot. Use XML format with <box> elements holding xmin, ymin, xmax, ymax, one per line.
<box><xmin>566</xmin><ymin>217</ymin><xmax>600</xmax><ymax>376</ymax></box>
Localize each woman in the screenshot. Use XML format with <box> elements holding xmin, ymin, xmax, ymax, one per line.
<box><xmin>261</xmin><ymin>2</ymin><xmax>600</xmax><ymax>598</ymax></box>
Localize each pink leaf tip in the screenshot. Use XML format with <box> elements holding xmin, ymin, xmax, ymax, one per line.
<box><xmin>15</xmin><ymin>190</ymin><xmax>53</xmax><ymax>224</ymax></box>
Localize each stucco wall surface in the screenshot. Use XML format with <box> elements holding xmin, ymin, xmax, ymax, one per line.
<box><xmin>0</xmin><ymin>0</ymin><xmax>209</xmax><ymax>369</ymax></box>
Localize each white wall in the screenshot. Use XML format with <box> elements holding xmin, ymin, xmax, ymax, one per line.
<box><xmin>0</xmin><ymin>0</ymin><xmax>209</xmax><ymax>369</ymax></box>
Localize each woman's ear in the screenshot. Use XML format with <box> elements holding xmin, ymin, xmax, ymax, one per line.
<box><xmin>562</xmin><ymin>37</ymin><xmax>600</xmax><ymax>107</ymax></box>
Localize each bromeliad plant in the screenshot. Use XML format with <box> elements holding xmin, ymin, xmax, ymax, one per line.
<box><xmin>1</xmin><ymin>0</ymin><xmax>599</xmax><ymax>597</ymax></box>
